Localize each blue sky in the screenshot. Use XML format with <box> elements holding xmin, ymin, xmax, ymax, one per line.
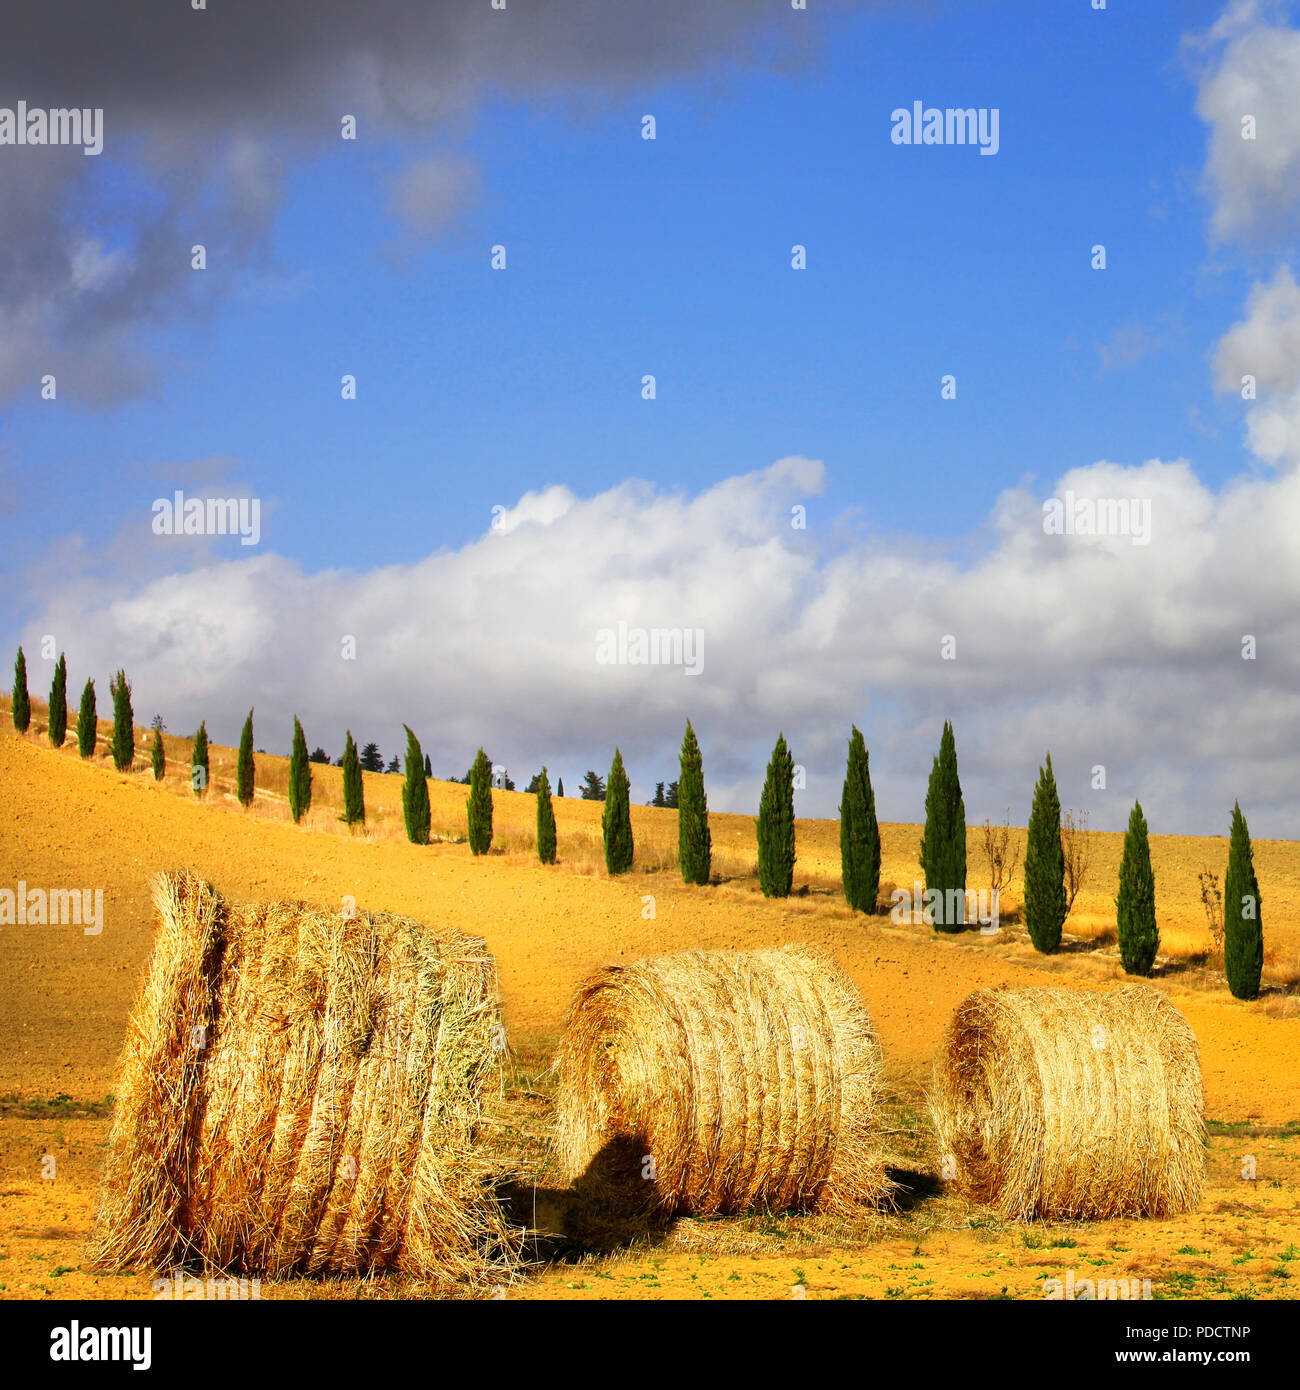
<box><xmin>4</xmin><ymin>0</ymin><xmax>1300</xmax><ymax>833</ymax></box>
<box><xmin>5</xmin><ymin>0</ymin><xmax>1248</xmax><ymax>567</ymax></box>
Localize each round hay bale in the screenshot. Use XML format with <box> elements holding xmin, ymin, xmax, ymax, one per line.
<box><xmin>931</xmin><ymin>984</ymin><xmax>1205</xmax><ymax>1220</ymax></box>
<box><xmin>88</xmin><ymin>870</ymin><xmax>519</xmax><ymax>1287</ymax></box>
<box><xmin>552</xmin><ymin>944</ymin><xmax>889</xmax><ymax>1221</ymax></box>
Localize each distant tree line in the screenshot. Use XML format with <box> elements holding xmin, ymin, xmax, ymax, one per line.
<box><xmin>7</xmin><ymin>643</ymin><xmax>1268</xmax><ymax>998</ymax></box>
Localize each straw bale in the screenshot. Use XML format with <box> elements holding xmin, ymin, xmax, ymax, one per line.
<box><xmin>931</xmin><ymin>984</ymin><xmax>1205</xmax><ymax>1220</ymax></box>
<box><xmin>89</xmin><ymin>870</ymin><xmax>517</xmax><ymax>1286</ymax></box>
<box><xmin>553</xmin><ymin>944</ymin><xmax>889</xmax><ymax>1219</ymax></box>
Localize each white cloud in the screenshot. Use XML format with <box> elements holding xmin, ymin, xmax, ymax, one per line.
<box><xmin>1214</xmin><ymin>265</ymin><xmax>1300</xmax><ymax>467</ymax></box>
<box><xmin>1191</xmin><ymin>1</ymin><xmax>1300</xmax><ymax>244</ymax></box>
<box><xmin>15</xmin><ymin>453</ymin><xmax>1300</xmax><ymax>838</ymax></box>
<box><xmin>492</xmin><ymin>485</ymin><xmax>576</xmax><ymax>535</ymax></box>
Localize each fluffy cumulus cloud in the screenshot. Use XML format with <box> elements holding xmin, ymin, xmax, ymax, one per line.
<box><xmin>1214</xmin><ymin>266</ymin><xmax>1300</xmax><ymax>467</ymax></box>
<box><xmin>0</xmin><ymin>1</ymin><xmax>869</xmax><ymax>403</ymax></box>
<box><xmin>17</xmin><ymin>454</ymin><xmax>1300</xmax><ymax>837</ymax></box>
<box><xmin>1192</xmin><ymin>0</ymin><xmax>1300</xmax><ymax>244</ymax></box>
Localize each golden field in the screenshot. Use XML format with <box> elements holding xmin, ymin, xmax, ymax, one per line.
<box><xmin>1</xmin><ymin>702</ymin><xmax>1297</xmax><ymax>1301</ymax></box>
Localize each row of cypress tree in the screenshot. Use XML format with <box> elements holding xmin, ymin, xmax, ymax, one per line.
<box><xmin>755</xmin><ymin>725</ymin><xmax>881</xmax><ymax>907</ymax></box>
<box><xmin>8</xmin><ymin>646</ymin><xmax>1267</xmax><ymax>995</ymax></box>
<box><xmin>488</xmin><ymin>721</ymin><xmax>711</xmax><ymax>880</ymax></box>
<box><xmin>187</xmin><ymin>710</ymin><xmax>320</xmax><ymax>825</ymax></box>
<box><xmin>819</xmin><ymin>716</ymin><xmax>1266</xmax><ymax>1000</ymax></box>
<box><xmin>9</xmin><ymin>648</ymin><xmax>326</xmax><ymax>827</ymax></box>
<box><xmin>1021</xmin><ymin>754</ymin><xmax>1262</xmax><ymax>997</ymax></box>
<box><xmin>923</xmin><ymin>726</ymin><xmax>1266</xmax><ymax>999</ymax></box>
<box><xmin>13</xmin><ymin>642</ymin><xmax>736</xmax><ymax>894</ymax></box>
<box><xmin>12</xmin><ymin>646</ymin><xmax>139</xmax><ymax>773</ymax></box>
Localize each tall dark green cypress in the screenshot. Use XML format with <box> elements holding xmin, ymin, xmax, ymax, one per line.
<box><xmin>402</xmin><ymin>725</ymin><xmax>431</xmax><ymax>844</ymax></box>
<box><xmin>109</xmin><ymin>669</ymin><xmax>133</xmax><ymax>772</ymax></box>
<box><xmin>757</xmin><ymin>733</ymin><xmax>796</xmax><ymax>898</ymax></box>
<box><xmin>536</xmin><ymin>765</ymin><xmax>557</xmax><ymax>865</ymax></box>
<box><xmin>1116</xmin><ymin>800</ymin><xmax>1159</xmax><ymax>976</ymax></box>
<box><xmin>467</xmin><ymin>748</ymin><xmax>494</xmax><ymax>855</ymax></box>
<box><xmin>236</xmin><ymin>710</ymin><xmax>255</xmax><ymax>806</ymax></box>
<box><xmin>557</xmin><ymin>777</ymin><xmax>564</xmax><ymax>798</ymax></box>
<box><xmin>1023</xmin><ymin>753</ymin><xmax>1067</xmax><ymax>953</ymax></box>
<box><xmin>76</xmin><ymin>678</ymin><xmax>96</xmax><ymax>758</ymax></box>
<box><xmin>48</xmin><ymin>654</ymin><xmax>67</xmax><ymax>747</ymax></box>
<box><xmin>341</xmin><ymin>730</ymin><xmax>364</xmax><ymax>825</ymax></box>
<box><xmin>603</xmin><ymin>748</ymin><xmax>634</xmax><ymax>874</ymax></box>
<box><xmin>150</xmin><ymin>725</ymin><xmax>165</xmax><ymax>781</ymax></box>
<box><xmin>11</xmin><ymin>647</ymin><xmax>30</xmax><ymax>733</ymax></box>
<box><xmin>1223</xmin><ymin>802</ymin><xmax>1263</xmax><ymax>1000</ymax></box>
<box><xmin>677</xmin><ymin>720</ymin><xmax>711</xmax><ymax>885</ymax></box>
<box><xmin>288</xmin><ymin>716</ymin><xmax>312</xmax><ymax>823</ymax></box>
<box><xmin>191</xmin><ymin>720</ymin><xmax>210</xmax><ymax>795</ymax></box>
<box><xmin>839</xmin><ymin>725</ymin><xmax>881</xmax><ymax>913</ymax></box>
<box><xmin>919</xmin><ymin>720</ymin><xmax>966</xmax><ymax>931</ymax></box>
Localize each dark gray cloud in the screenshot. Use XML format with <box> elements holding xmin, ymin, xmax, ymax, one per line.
<box><xmin>0</xmin><ymin>0</ymin><xmax>871</xmax><ymax>404</ymax></box>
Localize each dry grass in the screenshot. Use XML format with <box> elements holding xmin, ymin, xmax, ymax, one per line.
<box><xmin>552</xmin><ymin>945</ymin><xmax>890</xmax><ymax>1233</ymax></box>
<box><xmin>88</xmin><ymin>870</ymin><xmax>521</xmax><ymax>1289</ymax></box>
<box><xmin>9</xmin><ymin>698</ymin><xmax>1299</xmax><ymax>998</ymax></box>
<box><xmin>931</xmin><ymin>984</ymin><xmax>1205</xmax><ymax>1221</ymax></box>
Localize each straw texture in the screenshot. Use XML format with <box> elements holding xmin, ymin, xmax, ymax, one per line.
<box><xmin>931</xmin><ymin>984</ymin><xmax>1205</xmax><ymax>1220</ymax></box>
<box><xmin>88</xmin><ymin>870</ymin><xmax>518</xmax><ymax>1287</ymax></box>
<box><xmin>553</xmin><ymin>944</ymin><xmax>889</xmax><ymax>1219</ymax></box>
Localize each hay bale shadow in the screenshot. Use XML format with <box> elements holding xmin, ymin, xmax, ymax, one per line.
<box><xmin>559</xmin><ymin>1136</ymin><xmax>676</xmax><ymax>1256</ymax></box>
<box><xmin>499</xmin><ymin>1137</ymin><xmax>676</xmax><ymax>1260</ymax></box>
<box><xmin>883</xmin><ymin>1166</ymin><xmax>945</xmax><ymax>1214</ymax></box>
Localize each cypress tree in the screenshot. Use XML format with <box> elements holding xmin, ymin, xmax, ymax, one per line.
<box><xmin>424</xmin><ymin>752</ymin><xmax>432</xmax><ymax>778</ymax></box>
<box><xmin>1116</xmin><ymin>800</ymin><xmax>1159</xmax><ymax>976</ymax></box>
<box><xmin>288</xmin><ymin>716</ymin><xmax>312</xmax><ymax>823</ymax></box>
<box><xmin>839</xmin><ymin>725</ymin><xmax>881</xmax><ymax>913</ymax></box>
<box><xmin>402</xmin><ymin>725</ymin><xmax>431</xmax><ymax>844</ymax></box>
<box><xmin>341</xmin><ymin>730</ymin><xmax>365</xmax><ymax>826</ymax></box>
<box><xmin>48</xmin><ymin>654</ymin><xmax>67</xmax><ymax>747</ymax></box>
<box><xmin>1023</xmin><ymin>753</ymin><xmax>1067</xmax><ymax>953</ymax></box>
<box><xmin>236</xmin><ymin>710</ymin><xmax>255</xmax><ymax>806</ymax></box>
<box><xmin>76</xmin><ymin>678</ymin><xmax>96</xmax><ymax>758</ymax></box>
<box><xmin>919</xmin><ymin>720</ymin><xmax>966</xmax><ymax>931</ymax></box>
<box><xmin>757</xmin><ymin>733</ymin><xmax>796</xmax><ymax>898</ymax></box>
<box><xmin>678</xmin><ymin>720</ymin><xmax>711</xmax><ymax>885</ymax></box>
<box><xmin>150</xmin><ymin>725</ymin><xmax>165</xmax><ymax>781</ymax></box>
<box><xmin>467</xmin><ymin>748</ymin><xmax>494</xmax><ymax>855</ymax></box>
<box><xmin>536</xmin><ymin>765</ymin><xmax>557</xmax><ymax>864</ymax></box>
<box><xmin>557</xmin><ymin>777</ymin><xmax>564</xmax><ymax>798</ymax></box>
<box><xmin>109</xmin><ymin>669</ymin><xmax>133</xmax><ymax>772</ymax></box>
<box><xmin>191</xmin><ymin>720</ymin><xmax>210</xmax><ymax>795</ymax></box>
<box><xmin>603</xmin><ymin>748</ymin><xmax>634</xmax><ymax>874</ymax></box>
<box><xmin>11</xmin><ymin>647</ymin><xmax>30</xmax><ymax>733</ymax></box>
<box><xmin>1223</xmin><ymin>802</ymin><xmax>1263</xmax><ymax>1000</ymax></box>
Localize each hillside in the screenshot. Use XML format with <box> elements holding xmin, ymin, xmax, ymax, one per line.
<box><xmin>2</xmin><ymin>713</ymin><xmax>1296</xmax><ymax>1112</ymax></box>
<box><xmin>1</xmin><ymin>717</ymin><xmax>1298</xmax><ymax>1301</ymax></box>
